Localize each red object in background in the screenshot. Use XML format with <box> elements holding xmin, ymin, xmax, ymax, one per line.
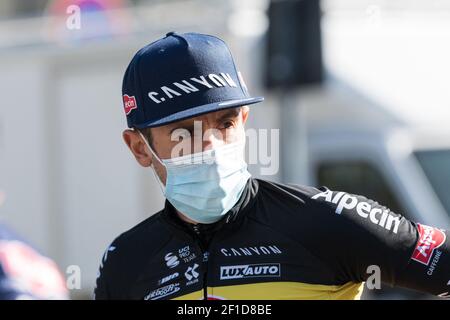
<box><xmin>44</xmin><ymin>0</ymin><xmax>131</xmax><ymax>43</ymax></box>
<box><xmin>0</xmin><ymin>240</ymin><xmax>67</xmax><ymax>299</ymax></box>
<box><xmin>47</xmin><ymin>0</ymin><xmax>127</xmax><ymax>16</ymax></box>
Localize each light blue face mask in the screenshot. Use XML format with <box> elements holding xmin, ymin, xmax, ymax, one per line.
<box><xmin>140</xmin><ymin>133</ymin><xmax>251</xmax><ymax>224</ymax></box>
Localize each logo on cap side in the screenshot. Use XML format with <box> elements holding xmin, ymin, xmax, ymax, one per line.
<box><xmin>123</xmin><ymin>94</ymin><xmax>137</xmax><ymax>115</ymax></box>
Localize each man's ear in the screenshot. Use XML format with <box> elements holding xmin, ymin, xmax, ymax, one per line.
<box><xmin>122</xmin><ymin>129</ymin><xmax>152</xmax><ymax>167</ymax></box>
<box><xmin>241</xmin><ymin>105</ymin><xmax>250</xmax><ymax>124</ymax></box>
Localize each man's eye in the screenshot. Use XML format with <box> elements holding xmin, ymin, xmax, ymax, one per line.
<box><xmin>221</xmin><ymin>121</ymin><xmax>235</xmax><ymax>129</ymax></box>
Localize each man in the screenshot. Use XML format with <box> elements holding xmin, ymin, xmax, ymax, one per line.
<box><xmin>94</xmin><ymin>32</ymin><xmax>450</xmax><ymax>300</ymax></box>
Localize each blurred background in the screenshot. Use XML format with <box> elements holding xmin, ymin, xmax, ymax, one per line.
<box><xmin>0</xmin><ymin>0</ymin><xmax>449</xmax><ymax>299</ymax></box>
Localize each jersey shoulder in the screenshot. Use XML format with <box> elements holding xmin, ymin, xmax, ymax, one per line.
<box><xmin>254</xmin><ymin>179</ymin><xmax>406</xmax><ymax>235</ymax></box>
<box><xmin>114</xmin><ymin>210</ymin><xmax>168</xmax><ymax>246</ymax></box>
<box><xmin>95</xmin><ymin>209</ymin><xmax>173</xmax><ymax>298</ymax></box>
<box><xmin>251</xmin><ymin>179</ymin><xmax>340</xmax><ymax>242</ymax></box>
<box><xmin>102</xmin><ymin>209</ymin><xmax>172</xmax><ymax>265</ymax></box>
<box><xmin>254</xmin><ymin>178</ymin><xmax>331</xmax><ymax>215</ymax></box>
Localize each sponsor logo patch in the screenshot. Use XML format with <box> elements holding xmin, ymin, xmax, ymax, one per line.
<box><xmin>411</xmin><ymin>224</ymin><xmax>446</xmax><ymax>266</ymax></box>
<box><xmin>220</xmin><ymin>263</ymin><xmax>281</xmax><ymax>280</ymax></box>
<box><xmin>311</xmin><ymin>190</ymin><xmax>402</xmax><ymax>234</ymax></box>
<box><xmin>157</xmin><ymin>272</ymin><xmax>179</xmax><ymax>286</ymax></box>
<box><xmin>178</xmin><ymin>246</ymin><xmax>196</xmax><ymax>263</ymax></box>
<box><xmin>184</xmin><ymin>263</ymin><xmax>200</xmax><ymax>286</ymax></box>
<box><xmin>164</xmin><ymin>252</ymin><xmax>180</xmax><ymax>269</ymax></box>
<box><xmin>144</xmin><ymin>283</ymin><xmax>180</xmax><ymax>300</ymax></box>
<box><xmin>220</xmin><ymin>245</ymin><xmax>282</xmax><ymax>257</ymax></box>
<box><xmin>164</xmin><ymin>246</ymin><xmax>197</xmax><ymax>269</ymax></box>
<box><xmin>123</xmin><ymin>94</ymin><xmax>137</xmax><ymax>115</ymax></box>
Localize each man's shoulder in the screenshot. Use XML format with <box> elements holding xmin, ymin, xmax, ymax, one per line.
<box><xmin>256</xmin><ymin>179</ymin><xmax>362</xmax><ymax>212</ymax></box>
<box><xmin>99</xmin><ymin>210</ymin><xmax>172</xmax><ymax>272</ymax></box>
<box><xmin>95</xmin><ymin>209</ymin><xmax>175</xmax><ymax>299</ymax></box>
<box><xmin>255</xmin><ymin>178</ymin><xmax>328</xmax><ymax>203</ymax></box>
<box><xmin>253</xmin><ymin>179</ymin><xmax>405</xmax><ymax>240</ymax></box>
<box><xmin>108</xmin><ymin>210</ymin><xmax>169</xmax><ymax>255</ymax></box>
<box><xmin>250</xmin><ymin>179</ymin><xmax>341</xmax><ymax>228</ymax></box>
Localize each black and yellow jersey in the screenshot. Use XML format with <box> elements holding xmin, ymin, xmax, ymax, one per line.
<box><xmin>94</xmin><ymin>178</ymin><xmax>450</xmax><ymax>300</ymax></box>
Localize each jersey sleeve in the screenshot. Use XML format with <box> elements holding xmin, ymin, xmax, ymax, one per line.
<box><xmin>310</xmin><ymin>187</ymin><xmax>450</xmax><ymax>297</ymax></box>
<box><xmin>94</xmin><ymin>243</ymin><xmax>117</xmax><ymax>300</ymax></box>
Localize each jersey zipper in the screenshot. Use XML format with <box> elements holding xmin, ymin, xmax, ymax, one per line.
<box><xmin>192</xmin><ymin>224</ymin><xmax>209</xmax><ymax>300</ymax></box>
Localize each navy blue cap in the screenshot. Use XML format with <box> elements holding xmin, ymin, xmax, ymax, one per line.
<box><xmin>122</xmin><ymin>32</ymin><xmax>264</xmax><ymax>128</ymax></box>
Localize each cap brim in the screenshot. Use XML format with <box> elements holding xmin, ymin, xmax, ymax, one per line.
<box><xmin>133</xmin><ymin>96</ymin><xmax>264</xmax><ymax>129</ymax></box>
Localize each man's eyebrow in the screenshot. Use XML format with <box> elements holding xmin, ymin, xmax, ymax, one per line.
<box><xmin>216</xmin><ymin>108</ymin><xmax>241</xmax><ymax>122</ymax></box>
<box><xmin>167</xmin><ymin>108</ymin><xmax>241</xmax><ymax>134</ymax></box>
<box><xmin>168</xmin><ymin>121</ymin><xmax>194</xmax><ymax>135</ymax></box>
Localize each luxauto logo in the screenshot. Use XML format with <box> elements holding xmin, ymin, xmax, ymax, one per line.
<box><xmin>220</xmin><ymin>263</ymin><xmax>281</xmax><ymax>280</ymax></box>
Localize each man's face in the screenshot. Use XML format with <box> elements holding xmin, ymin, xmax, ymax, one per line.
<box><xmin>123</xmin><ymin>106</ymin><xmax>249</xmax><ymax>185</ymax></box>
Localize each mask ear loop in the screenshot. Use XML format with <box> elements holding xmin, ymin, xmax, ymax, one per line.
<box><xmin>138</xmin><ymin>131</ymin><xmax>166</xmax><ymax>194</ymax></box>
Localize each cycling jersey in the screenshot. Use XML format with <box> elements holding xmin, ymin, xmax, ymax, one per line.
<box><xmin>94</xmin><ymin>178</ymin><xmax>450</xmax><ymax>300</ymax></box>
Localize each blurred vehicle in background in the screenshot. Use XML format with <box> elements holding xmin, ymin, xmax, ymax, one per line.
<box><xmin>0</xmin><ymin>0</ymin><xmax>449</xmax><ymax>299</ymax></box>
<box><xmin>310</xmin><ymin>125</ymin><xmax>450</xmax><ymax>231</ymax></box>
